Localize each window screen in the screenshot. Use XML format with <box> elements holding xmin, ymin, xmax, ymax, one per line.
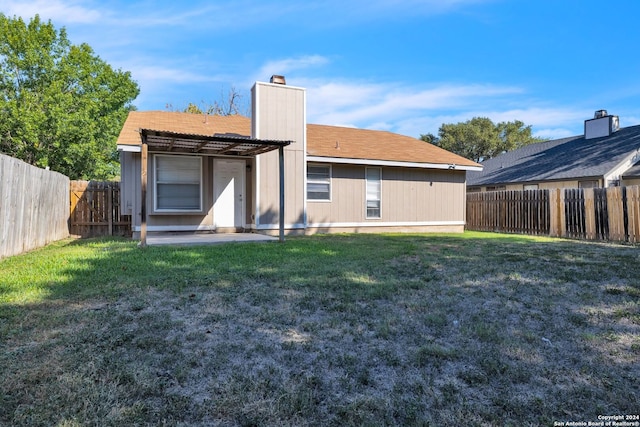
<box><xmin>366</xmin><ymin>167</ymin><xmax>381</xmax><ymax>218</ymax></box>
<box><xmin>155</xmin><ymin>156</ymin><xmax>201</xmax><ymax>211</ymax></box>
<box><xmin>307</xmin><ymin>164</ymin><xmax>331</xmax><ymax>200</ymax></box>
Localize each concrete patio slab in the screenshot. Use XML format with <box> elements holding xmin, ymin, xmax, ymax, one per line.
<box><xmin>144</xmin><ymin>232</ymin><xmax>278</xmax><ymax>246</ymax></box>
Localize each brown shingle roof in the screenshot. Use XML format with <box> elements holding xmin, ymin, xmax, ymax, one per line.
<box><xmin>117</xmin><ymin>111</ymin><xmax>480</xmax><ymax>168</ymax></box>
<box><xmin>307</xmin><ymin>124</ymin><xmax>479</xmax><ymax>167</ymax></box>
<box><xmin>116</xmin><ymin>111</ymin><xmax>251</xmax><ymax>147</ymax></box>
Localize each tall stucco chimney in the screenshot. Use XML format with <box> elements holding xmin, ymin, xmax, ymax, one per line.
<box><xmin>250</xmin><ymin>77</ymin><xmax>306</xmax><ymax>230</ymax></box>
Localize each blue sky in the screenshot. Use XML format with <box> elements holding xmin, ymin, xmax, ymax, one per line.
<box><xmin>2</xmin><ymin>0</ymin><xmax>640</xmax><ymax>140</ymax></box>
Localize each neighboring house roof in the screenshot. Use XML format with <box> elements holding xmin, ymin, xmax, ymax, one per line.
<box><xmin>117</xmin><ymin>111</ymin><xmax>481</xmax><ymax>170</ymax></box>
<box><xmin>467</xmin><ymin>124</ymin><xmax>640</xmax><ymax>186</ymax></box>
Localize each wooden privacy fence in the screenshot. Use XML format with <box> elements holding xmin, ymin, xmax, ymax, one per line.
<box><xmin>69</xmin><ymin>181</ymin><xmax>131</xmax><ymax>237</ymax></box>
<box><xmin>0</xmin><ymin>154</ymin><xmax>70</xmax><ymax>259</ymax></box>
<box><xmin>466</xmin><ymin>190</ymin><xmax>550</xmax><ymax>235</ymax></box>
<box><xmin>466</xmin><ymin>186</ymin><xmax>640</xmax><ymax>243</ymax></box>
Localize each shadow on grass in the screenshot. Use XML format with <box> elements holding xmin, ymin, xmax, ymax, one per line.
<box><xmin>1</xmin><ymin>232</ymin><xmax>639</xmax><ymax>425</ymax></box>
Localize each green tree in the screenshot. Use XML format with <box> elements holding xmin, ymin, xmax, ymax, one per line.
<box><xmin>421</xmin><ymin>117</ymin><xmax>542</xmax><ymax>163</ymax></box>
<box><xmin>0</xmin><ymin>14</ymin><xmax>139</xmax><ymax>179</ymax></box>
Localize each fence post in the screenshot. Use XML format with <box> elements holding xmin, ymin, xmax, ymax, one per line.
<box><xmin>108</xmin><ymin>184</ymin><xmax>113</xmax><ymax>236</ymax></box>
<box><xmin>631</xmin><ymin>186</ymin><xmax>640</xmax><ymax>243</ymax></box>
<box><xmin>622</xmin><ymin>186</ymin><xmax>629</xmax><ymax>242</ymax></box>
<box><xmin>584</xmin><ymin>188</ymin><xmax>595</xmax><ymax>240</ymax></box>
<box><xmin>607</xmin><ymin>187</ymin><xmax>622</xmax><ymax>241</ymax></box>
<box><xmin>629</xmin><ymin>186</ymin><xmax>640</xmax><ymax>243</ymax></box>
<box><xmin>549</xmin><ymin>188</ymin><xmax>561</xmax><ymax>237</ymax></box>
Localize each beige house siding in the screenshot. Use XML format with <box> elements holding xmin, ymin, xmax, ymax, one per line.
<box><xmin>384</xmin><ymin>168</ymin><xmax>466</xmax><ymax>222</ymax></box>
<box><xmin>119</xmin><ymin>151</ymin><xmax>139</xmax><ymax>218</ymax></box>
<box><xmin>623</xmin><ymin>177</ymin><xmax>640</xmax><ymax>187</ymax></box>
<box><xmin>307</xmin><ymin>164</ymin><xmax>364</xmax><ymax>224</ymax></box>
<box><xmin>307</xmin><ymin>164</ymin><xmax>466</xmax><ymax>232</ymax></box>
<box><xmin>121</xmin><ymin>152</ymin><xmax>256</xmax><ymax>233</ymax></box>
<box><xmin>256</xmin><ymin>149</ymin><xmax>305</xmax><ymax>227</ymax></box>
<box><xmin>252</xmin><ymin>82</ymin><xmax>306</xmax><ymax>230</ymax></box>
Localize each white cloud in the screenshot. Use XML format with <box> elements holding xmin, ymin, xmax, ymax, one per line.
<box><xmin>131</xmin><ymin>65</ymin><xmax>221</xmax><ymax>85</ymax></box>
<box><xmin>475</xmin><ymin>108</ymin><xmax>587</xmax><ymax>129</ymax></box>
<box><xmin>622</xmin><ymin>116</ymin><xmax>640</xmax><ymax>128</ymax></box>
<box><xmin>253</xmin><ymin>56</ymin><xmax>330</xmax><ymax>84</ymax></box>
<box><xmin>533</xmin><ymin>128</ymin><xmax>576</xmax><ymax>139</ymax></box>
<box><xmin>0</xmin><ymin>0</ymin><xmax>494</xmax><ymax>34</ymax></box>
<box><xmin>302</xmin><ymin>79</ymin><xmax>523</xmax><ymax>128</ymax></box>
<box><xmin>394</xmin><ymin>108</ymin><xmax>590</xmax><ymax>140</ymax></box>
<box><xmin>0</xmin><ymin>0</ymin><xmax>101</xmax><ymax>23</ymax></box>
<box><xmin>344</xmin><ymin>0</ymin><xmax>495</xmax><ymax>15</ymax></box>
<box><xmin>276</xmin><ymin>76</ymin><xmax>592</xmax><ymax>140</ymax></box>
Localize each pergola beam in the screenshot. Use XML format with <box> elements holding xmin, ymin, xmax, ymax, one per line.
<box><xmin>192</xmin><ymin>140</ymin><xmax>209</xmax><ymax>152</ymax></box>
<box><xmin>216</xmin><ymin>142</ymin><xmax>243</xmax><ymax>154</ymax></box>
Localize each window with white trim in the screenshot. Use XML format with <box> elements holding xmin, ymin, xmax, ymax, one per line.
<box><xmin>154</xmin><ymin>155</ymin><xmax>202</xmax><ymax>211</ymax></box>
<box><xmin>307</xmin><ymin>164</ymin><xmax>331</xmax><ymax>201</ymax></box>
<box><xmin>366</xmin><ymin>167</ymin><xmax>381</xmax><ymax>219</ymax></box>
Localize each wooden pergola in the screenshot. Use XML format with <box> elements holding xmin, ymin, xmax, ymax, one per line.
<box><xmin>138</xmin><ymin>128</ymin><xmax>292</xmax><ymax>246</ymax></box>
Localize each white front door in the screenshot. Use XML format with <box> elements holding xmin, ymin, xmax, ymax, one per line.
<box><xmin>213</xmin><ymin>159</ymin><xmax>245</xmax><ymax>228</ymax></box>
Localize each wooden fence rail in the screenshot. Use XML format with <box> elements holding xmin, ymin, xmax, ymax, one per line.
<box><xmin>69</xmin><ymin>181</ymin><xmax>131</xmax><ymax>237</ymax></box>
<box><xmin>466</xmin><ymin>186</ymin><xmax>640</xmax><ymax>243</ymax></box>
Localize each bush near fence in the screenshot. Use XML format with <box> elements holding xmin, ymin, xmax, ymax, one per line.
<box><xmin>466</xmin><ymin>186</ymin><xmax>640</xmax><ymax>243</ymax></box>
<box><xmin>0</xmin><ymin>154</ymin><xmax>70</xmax><ymax>259</ymax></box>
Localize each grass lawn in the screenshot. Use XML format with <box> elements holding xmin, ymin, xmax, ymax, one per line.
<box><xmin>1</xmin><ymin>232</ymin><xmax>638</xmax><ymax>426</ymax></box>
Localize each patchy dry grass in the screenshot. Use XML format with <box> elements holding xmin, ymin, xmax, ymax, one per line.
<box><xmin>1</xmin><ymin>232</ymin><xmax>639</xmax><ymax>426</ymax></box>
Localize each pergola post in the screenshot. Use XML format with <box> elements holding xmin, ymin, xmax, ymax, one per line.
<box><xmin>140</xmin><ymin>140</ymin><xmax>148</xmax><ymax>247</ymax></box>
<box><xmin>279</xmin><ymin>145</ymin><xmax>285</xmax><ymax>243</ymax></box>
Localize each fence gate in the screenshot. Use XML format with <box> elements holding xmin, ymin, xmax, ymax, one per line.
<box><xmin>69</xmin><ymin>181</ymin><xmax>131</xmax><ymax>237</ymax></box>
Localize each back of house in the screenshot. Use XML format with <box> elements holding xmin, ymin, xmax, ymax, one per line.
<box><xmin>117</xmin><ymin>77</ymin><xmax>482</xmax><ymax>239</ymax></box>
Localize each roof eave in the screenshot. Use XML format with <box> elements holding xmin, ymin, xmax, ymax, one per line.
<box><xmin>469</xmin><ymin>174</ymin><xmax>606</xmax><ymax>187</ymax></box>
<box><xmin>118</xmin><ymin>144</ymin><xmax>141</xmax><ymax>152</ymax></box>
<box><xmin>604</xmin><ymin>150</ymin><xmax>640</xmax><ymax>183</ymax></box>
<box><xmin>307</xmin><ymin>155</ymin><xmax>483</xmax><ymax>171</ymax></box>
